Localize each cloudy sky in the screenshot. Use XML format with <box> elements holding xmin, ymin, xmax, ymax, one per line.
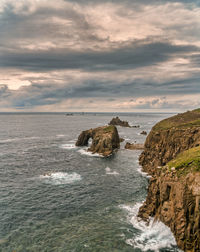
<box><xmin>0</xmin><ymin>0</ymin><xmax>200</xmax><ymax>112</ymax></box>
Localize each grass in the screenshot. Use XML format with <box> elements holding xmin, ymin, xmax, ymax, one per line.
<box><xmin>168</xmin><ymin>146</ymin><xmax>200</xmax><ymax>177</ymax></box>
<box><xmin>153</xmin><ymin>108</ymin><xmax>200</xmax><ymax>131</ymax></box>
<box><xmin>103</xmin><ymin>125</ymin><xmax>115</xmax><ymax>133</ymax></box>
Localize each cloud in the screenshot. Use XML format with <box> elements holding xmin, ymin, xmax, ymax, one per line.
<box><xmin>1</xmin><ymin>41</ymin><xmax>198</xmax><ymax>71</ymax></box>
<box><xmin>0</xmin><ymin>0</ymin><xmax>200</xmax><ymax>111</ymax></box>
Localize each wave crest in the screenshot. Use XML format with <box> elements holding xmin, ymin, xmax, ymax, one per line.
<box><xmin>40</xmin><ymin>172</ymin><xmax>82</xmax><ymax>185</ymax></box>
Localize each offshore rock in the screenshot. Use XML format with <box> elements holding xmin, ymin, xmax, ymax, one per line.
<box><xmin>120</xmin><ymin>137</ymin><xmax>125</xmax><ymax>142</ymax></box>
<box><xmin>109</xmin><ymin>117</ymin><xmax>131</xmax><ymax>127</ymax></box>
<box><xmin>76</xmin><ymin>125</ymin><xmax>120</xmax><ymax>157</ymax></box>
<box><xmin>125</xmin><ymin>142</ymin><xmax>144</xmax><ymax>150</ymax></box>
<box><xmin>140</xmin><ymin>130</ymin><xmax>147</xmax><ymax>135</ymax></box>
<box><xmin>138</xmin><ymin>109</ymin><xmax>200</xmax><ymax>252</ymax></box>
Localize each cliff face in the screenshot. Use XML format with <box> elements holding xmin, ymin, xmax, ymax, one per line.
<box><xmin>140</xmin><ymin>110</ymin><xmax>200</xmax><ymax>174</ymax></box>
<box><xmin>76</xmin><ymin>125</ymin><xmax>120</xmax><ymax>156</ymax></box>
<box><xmin>138</xmin><ymin>109</ymin><xmax>200</xmax><ymax>251</ymax></box>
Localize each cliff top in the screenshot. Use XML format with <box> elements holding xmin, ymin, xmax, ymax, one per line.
<box><xmin>153</xmin><ymin>108</ymin><xmax>200</xmax><ymax>131</ymax></box>
<box><xmin>167</xmin><ymin>145</ymin><xmax>200</xmax><ymax>177</ymax></box>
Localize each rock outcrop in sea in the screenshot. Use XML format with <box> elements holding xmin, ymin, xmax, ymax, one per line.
<box><xmin>109</xmin><ymin>117</ymin><xmax>131</xmax><ymax>127</ymax></box>
<box><xmin>138</xmin><ymin>109</ymin><xmax>200</xmax><ymax>251</ymax></box>
<box><xmin>76</xmin><ymin>125</ymin><xmax>120</xmax><ymax>157</ymax></box>
<box><xmin>125</xmin><ymin>142</ymin><xmax>144</xmax><ymax>150</ymax></box>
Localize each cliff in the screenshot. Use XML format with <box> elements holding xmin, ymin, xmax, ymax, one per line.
<box><xmin>139</xmin><ymin>109</ymin><xmax>200</xmax><ymax>174</ymax></box>
<box><xmin>76</xmin><ymin>125</ymin><xmax>120</xmax><ymax>156</ymax></box>
<box><xmin>138</xmin><ymin>109</ymin><xmax>200</xmax><ymax>251</ymax></box>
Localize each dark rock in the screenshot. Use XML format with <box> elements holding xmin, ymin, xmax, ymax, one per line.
<box><xmin>125</xmin><ymin>142</ymin><xmax>144</xmax><ymax>150</ymax></box>
<box><xmin>140</xmin><ymin>130</ymin><xmax>147</xmax><ymax>135</ymax></box>
<box><xmin>120</xmin><ymin>138</ymin><xmax>125</xmax><ymax>142</ymax></box>
<box><xmin>76</xmin><ymin>125</ymin><xmax>120</xmax><ymax>157</ymax></box>
<box><xmin>109</xmin><ymin>117</ymin><xmax>131</xmax><ymax>127</ymax></box>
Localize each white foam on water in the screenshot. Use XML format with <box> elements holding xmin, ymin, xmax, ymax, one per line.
<box><xmin>59</xmin><ymin>143</ymin><xmax>77</xmax><ymax>150</ymax></box>
<box><xmin>69</xmin><ymin>139</ymin><xmax>76</xmax><ymax>142</ymax></box>
<box><xmin>40</xmin><ymin>172</ymin><xmax>82</xmax><ymax>185</ymax></box>
<box><xmin>105</xmin><ymin>167</ymin><xmax>119</xmax><ymax>175</ymax></box>
<box><xmin>137</xmin><ymin>166</ymin><xmax>152</xmax><ymax>179</ymax></box>
<box><xmin>120</xmin><ymin>203</ymin><xmax>181</xmax><ymax>252</ymax></box>
<box><xmin>0</xmin><ymin>136</ymin><xmax>39</xmax><ymax>143</ymax></box>
<box><xmin>78</xmin><ymin>148</ymin><xmax>103</xmax><ymax>157</ymax></box>
<box><xmin>56</xmin><ymin>134</ymin><xmax>66</xmax><ymax>138</ymax></box>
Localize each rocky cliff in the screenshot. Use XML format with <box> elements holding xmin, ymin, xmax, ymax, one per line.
<box><xmin>140</xmin><ymin>109</ymin><xmax>200</xmax><ymax>175</ymax></box>
<box><xmin>138</xmin><ymin>109</ymin><xmax>200</xmax><ymax>251</ymax></box>
<box><xmin>76</xmin><ymin>125</ymin><xmax>120</xmax><ymax>156</ymax></box>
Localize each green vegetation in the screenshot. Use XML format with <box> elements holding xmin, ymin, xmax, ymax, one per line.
<box><xmin>168</xmin><ymin>146</ymin><xmax>200</xmax><ymax>177</ymax></box>
<box><xmin>103</xmin><ymin>125</ymin><xmax>115</xmax><ymax>133</ymax></box>
<box><xmin>153</xmin><ymin>109</ymin><xmax>200</xmax><ymax>131</ymax></box>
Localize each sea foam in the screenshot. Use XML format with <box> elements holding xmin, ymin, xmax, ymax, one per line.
<box><xmin>59</xmin><ymin>143</ymin><xmax>77</xmax><ymax>150</ymax></box>
<box><xmin>0</xmin><ymin>136</ymin><xmax>39</xmax><ymax>143</ymax></box>
<box><xmin>40</xmin><ymin>172</ymin><xmax>82</xmax><ymax>185</ymax></box>
<box><xmin>120</xmin><ymin>203</ymin><xmax>181</xmax><ymax>252</ymax></box>
<box><xmin>105</xmin><ymin>167</ymin><xmax>119</xmax><ymax>175</ymax></box>
<box><xmin>78</xmin><ymin>148</ymin><xmax>103</xmax><ymax>157</ymax></box>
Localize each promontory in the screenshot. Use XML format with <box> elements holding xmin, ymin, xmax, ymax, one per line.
<box><xmin>138</xmin><ymin>109</ymin><xmax>200</xmax><ymax>251</ymax></box>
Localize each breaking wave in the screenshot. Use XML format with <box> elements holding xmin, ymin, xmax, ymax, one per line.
<box><xmin>120</xmin><ymin>203</ymin><xmax>181</xmax><ymax>252</ymax></box>
<box><xmin>39</xmin><ymin>172</ymin><xmax>82</xmax><ymax>185</ymax></box>
<box><xmin>78</xmin><ymin>148</ymin><xmax>103</xmax><ymax>157</ymax></box>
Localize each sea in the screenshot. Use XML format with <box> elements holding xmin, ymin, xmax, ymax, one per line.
<box><xmin>0</xmin><ymin>112</ymin><xmax>182</xmax><ymax>252</ymax></box>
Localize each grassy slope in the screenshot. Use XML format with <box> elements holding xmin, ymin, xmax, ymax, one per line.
<box><xmin>167</xmin><ymin>146</ymin><xmax>200</xmax><ymax>176</ymax></box>
<box><xmin>153</xmin><ymin>108</ymin><xmax>200</xmax><ymax>131</ymax></box>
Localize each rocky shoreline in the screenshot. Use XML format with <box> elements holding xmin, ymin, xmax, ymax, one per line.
<box><xmin>138</xmin><ymin>109</ymin><xmax>200</xmax><ymax>251</ymax></box>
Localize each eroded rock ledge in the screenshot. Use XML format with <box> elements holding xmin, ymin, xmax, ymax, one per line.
<box><xmin>138</xmin><ymin>109</ymin><xmax>200</xmax><ymax>251</ymax></box>
<box><xmin>76</xmin><ymin>125</ymin><xmax>120</xmax><ymax>156</ymax></box>
<box><xmin>125</xmin><ymin>142</ymin><xmax>144</xmax><ymax>150</ymax></box>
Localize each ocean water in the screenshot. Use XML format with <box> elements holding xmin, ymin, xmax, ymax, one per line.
<box><xmin>0</xmin><ymin>112</ymin><xmax>181</xmax><ymax>252</ymax></box>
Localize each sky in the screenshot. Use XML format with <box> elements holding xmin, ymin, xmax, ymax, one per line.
<box><xmin>0</xmin><ymin>0</ymin><xmax>200</xmax><ymax>112</ymax></box>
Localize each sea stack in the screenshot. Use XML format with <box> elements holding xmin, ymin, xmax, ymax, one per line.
<box><xmin>109</xmin><ymin>117</ymin><xmax>131</xmax><ymax>127</ymax></box>
<box><xmin>76</xmin><ymin>125</ymin><xmax>120</xmax><ymax>157</ymax></box>
<box><xmin>138</xmin><ymin>109</ymin><xmax>200</xmax><ymax>251</ymax></box>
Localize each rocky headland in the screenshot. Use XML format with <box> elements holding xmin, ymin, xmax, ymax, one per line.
<box><xmin>76</xmin><ymin>125</ymin><xmax>120</xmax><ymax>157</ymax></box>
<box><xmin>138</xmin><ymin>109</ymin><xmax>200</xmax><ymax>251</ymax></box>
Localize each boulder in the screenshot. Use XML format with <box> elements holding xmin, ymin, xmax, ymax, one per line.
<box><xmin>125</xmin><ymin>142</ymin><xmax>144</xmax><ymax>150</ymax></box>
